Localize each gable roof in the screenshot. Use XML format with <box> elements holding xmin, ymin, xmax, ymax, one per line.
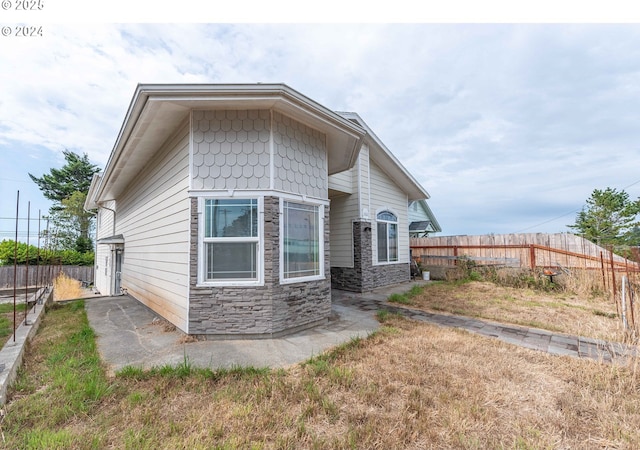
<box><xmin>92</xmin><ymin>83</ymin><xmax>366</xmax><ymax>204</ymax></box>
<box><xmin>409</xmin><ymin>199</ymin><xmax>442</xmax><ymax>234</ymax></box>
<box><xmin>336</xmin><ymin>112</ymin><xmax>430</xmax><ymax>202</ymax></box>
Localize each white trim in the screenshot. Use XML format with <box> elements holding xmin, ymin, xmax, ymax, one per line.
<box><xmin>189</xmin><ymin>189</ymin><xmax>330</xmax><ymax>206</ymax></box>
<box><xmin>269</xmin><ymin>109</ymin><xmax>275</xmax><ymax>191</ymax></box>
<box><xmin>196</xmin><ymin>196</ymin><xmax>264</xmax><ymax>287</ymax></box>
<box><xmin>374</xmin><ymin>206</ymin><xmax>400</xmax><ymax>266</ymax></box>
<box><xmin>188</xmin><ymin>110</ymin><xmax>194</xmax><ymax>191</ymax></box>
<box><xmin>279</xmin><ymin>198</ymin><xmax>325</xmax><ymax>285</ymax></box>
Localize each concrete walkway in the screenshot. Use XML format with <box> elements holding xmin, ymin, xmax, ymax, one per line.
<box><xmin>85</xmin><ymin>281</ymin><xmax>638</xmax><ymax>374</ymax></box>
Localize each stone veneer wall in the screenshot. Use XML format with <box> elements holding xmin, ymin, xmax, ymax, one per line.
<box><xmin>331</xmin><ymin>221</ymin><xmax>410</xmax><ymax>292</ymax></box>
<box><xmin>188</xmin><ymin>196</ymin><xmax>331</xmax><ymax>337</ymax></box>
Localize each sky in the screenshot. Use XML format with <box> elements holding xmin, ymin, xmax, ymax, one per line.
<box><xmin>2</xmin><ymin>4</ymin><xmax>640</xmax><ymax>243</ymax></box>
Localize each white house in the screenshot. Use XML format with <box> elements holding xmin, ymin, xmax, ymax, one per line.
<box><xmin>408</xmin><ymin>199</ymin><xmax>442</xmax><ymax>238</ymax></box>
<box><xmin>85</xmin><ymin>83</ymin><xmax>438</xmax><ymax>337</ymax></box>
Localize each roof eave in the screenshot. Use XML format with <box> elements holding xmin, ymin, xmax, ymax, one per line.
<box><xmin>95</xmin><ymin>84</ymin><xmax>365</xmax><ymax>203</ymax></box>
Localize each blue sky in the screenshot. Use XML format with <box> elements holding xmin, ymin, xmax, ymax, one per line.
<box><xmin>2</xmin><ymin>10</ymin><xmax>640</xmax><ymax>242</ymax></box>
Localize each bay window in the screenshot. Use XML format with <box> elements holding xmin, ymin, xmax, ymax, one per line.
<box><xmin>202</xmin><ymin>198</ymin><xmax>259</xmax><ymax>282</ymax></box>
<box><xmin>282</xmin><ymin>201</ymin><xmax>322</xmax><ymax>281</ymax></box>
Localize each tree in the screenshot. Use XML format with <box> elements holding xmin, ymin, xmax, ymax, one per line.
<box><xmin>50</xmin><ymin>191</ymin><xmax>95</xmax><ymax>253</ymax></box>
<box><xmin>568</xmin><ymin>188</ymin><xmax>640</xmax><ymax>247</ymax></box>
<box><xmin>29</xmin><ymin>150</ymin><xmax>99</xmax><ymax>202</ymax></box>
<box><xmin>29</xmin><ymin>150</ymin><xmax>100</xmax><ymax>253</ymax></box>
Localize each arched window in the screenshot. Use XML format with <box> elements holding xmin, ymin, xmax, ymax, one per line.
<box><xmin>377</xmin><ymin>211</ymin><xmax>398</xmax><ymax>263</ymax></box>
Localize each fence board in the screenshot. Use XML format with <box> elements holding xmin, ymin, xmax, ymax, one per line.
<box><xmin>411</xmin><ymin>233</ymin><xmax>639</xmax><ymax>271</ymax></box>
<box><xmin>0</xmin><ymin>265</ymin><xmax>94</xmax><ymax>288</ymax></box>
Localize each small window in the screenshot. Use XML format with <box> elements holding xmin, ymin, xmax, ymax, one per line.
<box><xmin>202</xmin><ymin>198</ymin><xmax>259</xmax><ymax>281</ymax></box>
<box><xmin>282</xmin><ymin>201</ymin><xmax>322</xmax><ymax>280</ymax></box>
<box><xmin>377</xmin><ymin>211</ymin><xmax>398</xmax><ymax>263</ymax></box>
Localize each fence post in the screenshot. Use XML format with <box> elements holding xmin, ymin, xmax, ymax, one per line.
<box><xmin>529</xmin><ymin>244</ymin><xmax>536</xmax><ymax>270</ymax></box>
<box><xmin>600</xmin><ymin>251</ymin><xmax>607</xmax><ymax>292</ymax></box>
<box><xmin>621</xmin><ymin>276</ymin><xmax>628</xmax><ymax>330</ymax></box>
<box><xmin>609</xmin><ymin>247</ymin><xmax>617</xmax><ymax>300</ymax></box>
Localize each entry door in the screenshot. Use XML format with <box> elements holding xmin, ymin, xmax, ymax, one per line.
<box><xmin>114</xmin><ymin>248</ymin><xmax>123</xmax><ymax>295</ymax></box>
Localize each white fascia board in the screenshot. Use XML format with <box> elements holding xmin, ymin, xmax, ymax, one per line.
<box><xmin>83</xmin><ymin>173</ymin><xmax>102</xmax><ymax>211</ymax></box>
<box><xmin>94</xmin><ymin>84</ymin><xmax>151</xmax><ymax>202</ymax></box>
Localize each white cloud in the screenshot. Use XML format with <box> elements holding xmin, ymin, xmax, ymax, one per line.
<box><xmin>2</xmin><ymin>23</ymin><xmax>640</xmax><ymax>237</ymax></box>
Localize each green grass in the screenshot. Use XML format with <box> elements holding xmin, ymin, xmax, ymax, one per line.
<box><xmin>0</xmin><ymin>302</ymin><xmax>28</xmax><ymax>339</ymax></box>
<box><xmin>387</xmin><ymin>284</ymin><xmax>426</xmax><ymax>306</ymax></box>
<box><xmin>388</xmin><ymin>293</ymin><xmax>412</xmax><ymax>304</ymax></box>
<box><xmin>116</xmin><ymin>360</ymin><xmax>271</xmax><ymax>381</ymax></box>
<box><xmin>2</xmin><ymin>301</ymin><xmax>115</xmax><ymax>447</ymax></box>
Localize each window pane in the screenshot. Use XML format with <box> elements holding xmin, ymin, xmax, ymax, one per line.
<box><xmin>389</xmin><ymin>223</ymin><xmax>398</xmax><ymax>261</ymax></box>
<box><xmin>377</xmin><ymin>222</ymin><xmax>388</xmax><ymax>262</ymax></box>
<box><xmin>206</xmin><ymin>242</ymin><xmax>257</xmax><ymax>280</ymax></box>
<box><xmin>377</xmin><ymin>211</ymin><xmax>397</xmax><ymax>222</ymax></box>
<box><xmin>205</xmin><ymin>199</ymin><xmax>257</xmax><ymax>238</ymax></box>
<box><xmin>284</xmin><ymin>202</ymin><xmax>320</xmax><ymax>279</ymax></box>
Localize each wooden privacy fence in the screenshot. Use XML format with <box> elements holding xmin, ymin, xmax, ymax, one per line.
<box><xmin>411</xmin><ymin>233</ymin><xmax>639</xmax><ymax>272</ymax></box>
<box><xmin>0</xmin><ymin>265</ymin><xmax>94</xmax><ymax>289</ymax></box>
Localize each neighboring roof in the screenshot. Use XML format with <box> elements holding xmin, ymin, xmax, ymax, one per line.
<box><xmin>93</xmin><ymin>83</ymin><xmax>366</xmax><ymax>203</ymax></box>
<box><xmin>410</xmin><ymin>199</ymin><xmax>442</xmax><ymax>233</ymax></box>
<box><xmin>336</xmin><ymin>112</ymin><xmax>430</xmax><ymax>202</ymax></box>
<box><xmin>409</xmin><ymin>221</ymin><xmax>434</xmax><ymax>232</ymax></box>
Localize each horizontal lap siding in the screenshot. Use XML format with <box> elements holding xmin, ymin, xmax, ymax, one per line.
<box><xmin>328</xmin><ymin>170</ymin><xmax>353</xmax><ymax>194</ymax></box>
<box><xmin>329</xmin><ymin>147</ymin><xmax>369</xmax><ymax>269</ymax></box>
<box><xmin>369</xmin><ymin>161</ymin><xmax>410</xmax><ymax>264</ymax></box>
<box><xmin>94</xmin><ymin>200</ymin><xmax>115</xmax><ymax>295</ymax></box>
<box><xmin>117</xmin><ymin>123</ymin><xmax>191</xmax><ymax>331</ymax></box>
<box><xmin>329</xmin><ymin>193</ymin><xmax>356</xmax><ymax>267</ymax></box>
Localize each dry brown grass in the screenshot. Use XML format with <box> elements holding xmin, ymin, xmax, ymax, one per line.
<box><xmin>410</xmin><ymin>280</ymin><xmax>624</xmax><ymax>342</ymax></box>
<box><xmin>53</xmin><ymin>272</ymin><xmax>84</xmax><ymax>301</ymax></box>
<box><xmin>5</xmin><ymin>299</ymin><xmax>640</xmax><ymax>449</ymax></box>
<box><xmin>25</xmin><ymin>317</ymin><xmax>640</xmax><ymax>449</ymax></box>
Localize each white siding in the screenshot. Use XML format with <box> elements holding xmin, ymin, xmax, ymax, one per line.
<box><xmin>328</xmin><ymin>169</ymin><xmax>353</xmax><ymax>194</ymax></box>
<box><xmin>328</xmin><ymin>146</ymin><xmax>370</xmax><ymax>268</ymax></box>
<box><xmin>116</xmin><ymin>123</ymin><xmax>191</xmax><ymax>332</ymax></box>
<box><xmin>329</xmin><ymin>194</ymin><xmax>355</xmax><ymax>267</ymax></box>
<box><xmin>94</xmin><ymin>200</ymin><xmax>115</xmax><ymax>295</ymax></box>
<box><xmin>369</xmin><ymin>160</ymin><xmax>410</xmax><ymax>265</ymax></box>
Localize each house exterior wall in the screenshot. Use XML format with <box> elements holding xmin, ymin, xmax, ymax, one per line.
<box><xmin>330</xmin><ymin>148</ymin><xmax>411</xmax><ymax>291</ymax></box>
<box><xmin>191</xmin><ymin>110</ymin><xmax>327</xmax><ymax>199</ymax></box>
<box><xmin>94</xmin><ymin>200</ymin><xmax>115</xmax><ymax>296</ymax></box>
<box><xmin>115</xmin><ymin>122</ymin><xmax>191</xmax><ymax>331</ymax></box>
<box><xmin>272</xmin><ymin>111</ymin><xmax>327</xmax><ymax>198</ymax></box>
<box><xmin>191</xmin><ymin>110</ymin><xmax>271</xmax><ymax>191</ymax></box>
<box><xmin>188</xmin><ymin>196</ymin><xmax>331</xmax><ymax>337</ymax></box>
<box><xmin>369</xmin><ymin>160</ymin><xmax>410</xmax><ymax>264</ymax></box>
<box><xmin>188</xmin><ymin>109</ymin><xmax>331</xmax><ymax>336</ymax></box>
<box><xmin>328</xmin><ymin>145</ymin><xmax>370</xmax><ymax>269</ymax></box>
<box><xmin>328</xmin><ymin>169</ymin><xmax>353</xmax><ymax>195</ymax></box>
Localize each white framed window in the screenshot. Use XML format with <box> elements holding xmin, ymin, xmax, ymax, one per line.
<box><xmin>199</xmin><ymin>197</ymin><xmax>262</xmax><ymax>285</ymax></box>
<box><xmin>377</xmin><ymin>210</ymin><xmax>398</xmax><ymax>263</ymax></box>
<box><xmin>281</xmin><ymin>200</ymin><xmax>324</xmax><ymax>283</ymax></box>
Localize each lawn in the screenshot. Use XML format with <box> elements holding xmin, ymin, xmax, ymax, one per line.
<box><xmin>0</xmin><ymin>302</ymin><xmax>28</xmax><ymax>347</ymax></box>
<box><xmin>1</xmin><ymin>282</ymin><xmax>639</xmax><ymax>449</ymax></box>
<box><xmin>392</xmin><ymin>279</ymin><xmax>624</xmax><ymax>342</ymax></box>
